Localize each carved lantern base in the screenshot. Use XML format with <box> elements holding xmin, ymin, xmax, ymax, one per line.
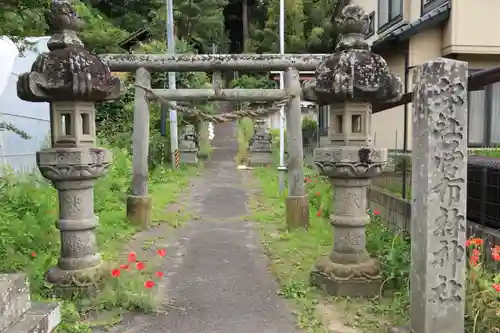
<box><xmin>248</xmin><ymin>149</ymin><xmax>273</xmax><ymax>166</ymax></box>
<box><xmin>310</xmin><ymin>265</ymin><xmax>381</xmax><ymax>297</ymax></box>
<box><xmin>37</xmin><ymin>147</ymin><xmax>112</xmax><ymax>295</ymax></box>
<box><xmin>180</xmin><ymin>148</ymin><xmax>199</xmax><ymax>165</ymax></box>
<box><xmin>311</xmin><ymin>146</ymin><xmax>387</xmax><ymax>297</ymax></box>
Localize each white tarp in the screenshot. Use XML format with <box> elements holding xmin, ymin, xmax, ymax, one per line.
<box><xmin>0</xmin><ymin>37</ymin><xmax>19</xmax><ymax>95</ymax></box>
<box><xmin>0</xmin><ymin>36</ymin><xmax>51</xmax><ymax>172</ymax></box>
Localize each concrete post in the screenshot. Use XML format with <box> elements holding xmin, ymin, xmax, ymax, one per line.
<box><xmin>16</xmin><ymin>0</ymin><xmax>122</xmax><ymax>294</ymax></box>
<box><xmin>284</xmin><ymin>67</ymin><xmax>309</xmax><ymax>228</ymax></box>
<box><xmin>309</xmin><ymin>4</ymin><xmax>402</xmax><ymax>296</ymax></box>
<box><xmin>389</xmin><ymin>59</ymin><xmax>468</xmax><ymax>333</ymax></box>
<box><xmin>127</xmin><ymin>67</ymin><xmax>152</xmax><ymax>229</ymax></box>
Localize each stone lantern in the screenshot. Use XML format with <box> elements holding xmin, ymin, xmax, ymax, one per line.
<box><xmin>179</xmin><ymin>124</ymin><xmax>199</xmax><ymax>164</ymax></box>
<box><xmin>17</xmin><ymin>0</ymin><xmax>122</xmax><ymax>293</ymax></box>
<box><xmin>307</xmin><ymin>4</ymin><xmax>402</xmax><ymax>296</ymax></box>
<box><xmin>248</xmin><ymin>119</ymin><xmax>273</xmax><ymax>166</ymax></box>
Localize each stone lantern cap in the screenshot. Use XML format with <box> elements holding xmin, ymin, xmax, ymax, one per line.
<box><xmin>312</xmin><ymin>4</ymin><xmax>403</xmax><ymax>105</ymax></box>
<box><xmin>17</xmin><ymin>0</ymin><xmax>122</xmax><ymax>103</ymax></box>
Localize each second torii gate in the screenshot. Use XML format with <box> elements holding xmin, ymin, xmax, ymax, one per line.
<box><xmin>99</xmin><ymin>53</ymin><xmax>329</xmax><ymax>229</ymax></box>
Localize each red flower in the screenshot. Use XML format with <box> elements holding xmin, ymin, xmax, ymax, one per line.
<box><xmin>144</xmin><ymin>280</ymin><xmax>155</xmax><ymax>288</ymax></box>
<box><xmin>316</xmin><ymin>210</ymin><xmax>322</xmax><ymax>217</ymax></box>
<box><xmin>315</xmin><ymin>192</ymin><xmax>320</xmax><ymax>197</ymax></box>
<box><xmin>373</xmin><ymin>210</ymin><xmax>380</xmax><ymax>216</ymax></box>
<box><xmin>128</xmin><ymin>252</ymin><xmax>137</xmax><ymax>262</ymax></box>
<box><xmin>469</xmin><ymin>255</ymin><xmax>479</xmax><ymax>267</ymax></box>
<box><xmin>467</xmin><ymin>238</ymin><xmax>483</xmax><ymax>247</ymax></box>
<box><xmin>31</xmin><ymin>251</ymin><xmax>37</xmax><ymax>257</ymax></box>
<box><xmin>493</xmin><ymin>283</ymin><xmax>500</xmax><ymax>292</ymax></box>
<box><xmin>157</xmin><ymin>249</ymin><xmax>166</xmax><ymax>257</ymax></box>
<box><xmin>111</xmin><ymin>269</ymin><xmax>121</xmax><ymax>277</ymax></box>
<box><xmin>136</xmin><ymin>262</ymin><xmax>145</xmax><ymax>271</ymax></box>
<box><xmin>155</xmin><ymin>271</ymin><xmax>164</xmax><ymax>277</ymax></box>
<box><xmin>120</xmin><ymin>264</ymin><xmax>129</xmax><ymax>270</ymax></box>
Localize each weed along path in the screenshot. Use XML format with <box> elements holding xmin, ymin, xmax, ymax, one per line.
<box><xmin>99</xmin><ymin>122</ymin><xmax>300</xmax><ymax>333</ymax></box>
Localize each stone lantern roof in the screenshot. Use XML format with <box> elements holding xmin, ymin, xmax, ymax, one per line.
<box><xmin>17</xmin><ymin>0</ymin><xmax>122</xmax><ymax>103</ymax></box>
<box><xmin>309</xmin><ymin>4</ymin><xmax>403</xmax><ymax>105</ymax></box>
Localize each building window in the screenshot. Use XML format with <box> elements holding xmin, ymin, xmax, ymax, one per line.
<box><xmin>378</xmin><ymin>0</ymin><xmax>403</xmax><ymax>33</ymax></box>
<box><xmin>422</xmin><ymin>0</ymin><xmax>449</xmax><ymax>16</ymax></box>
<box><xmin>365</xmin><ymin>12</ymin><xmax>375</xmax><ymax>39</ymax></box>
<box><xmin>468</xmin><ymin>89</ymin><xmax>486</xmax><ymax>146</ymax></box>
<box><xmin>468</xmin><ymin>77</ymin><xmax>500</xmax><ymax>147</ymax></box>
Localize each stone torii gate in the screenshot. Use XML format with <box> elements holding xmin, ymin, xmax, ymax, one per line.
<box><xmin>99</xmin><ymin>54</ymin><xmax>331</xmax><ymax>229</ymax></box>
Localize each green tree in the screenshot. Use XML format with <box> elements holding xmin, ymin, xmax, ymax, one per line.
<box><xmin>246</xmin><ymin>0</ymin><xmax>338</xmax><ymax>54</ymax></box>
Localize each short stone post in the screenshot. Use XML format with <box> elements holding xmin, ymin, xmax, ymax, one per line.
<box><xmin>16</xmin><ymin>0</ymin><xmax>121</xmax><ymax>293</ymax></box>
<box><xmin>310</xmin><ymin>4</ymin><xmax>402</xmax><ymax>296</ymax></box>
<box><xmin>179</xmin><ymin>124</ymin><xmax>199</xmax><ymax>165</ymax></box>
<box><xmin>389</xmin><ymin>59</ymin><xmax>468</xmax><ymax>333</ymax></box>
<box><xmin>127</xmin><ymin>67</ymin><xmax>152</xmax><ymax>228</ymax></box>
<box><xmin>284</xmin><ymin>67</ymin><xmax>309</xmax><ymax>228</ymax></box>
<box><xmin>248</xmin><ymin>119</ymin><xmax>273</xmax><ymax>166</ymax></box>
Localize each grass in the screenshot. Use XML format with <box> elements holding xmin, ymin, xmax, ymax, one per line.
<box><xmin>0</xmin><ymin>147</ymin><xmax>199</xmax><ymax>333</ymax></box>
<box><xmin>249</xmin><ymin>166</ymin><xmax>411</xmax><ymax>332</ymax></box>
<box><xmin>249</xmin><ymin>165</ymin><xmax>500</xmax><ymax>333</ymax></box>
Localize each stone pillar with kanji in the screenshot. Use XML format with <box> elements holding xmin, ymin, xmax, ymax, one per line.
<box><xmin>309</xmin><ymin>4</ymin><xmax>402</xmax><ymax>296</ymax></box>
<box><xmin>17</xmin><ymin>0</ymin><xmax>122</xmax><ymax>293</ymax></box>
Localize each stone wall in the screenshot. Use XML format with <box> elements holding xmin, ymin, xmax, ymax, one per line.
<box><xmin>367</xmin><ymin>186</ymin><xmax>411</xmax><ymax>233</ymax></box>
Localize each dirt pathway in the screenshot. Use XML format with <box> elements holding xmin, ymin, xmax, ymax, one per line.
<box><xmin>97</xmin><ymin>122</ymin><xmax>300</xmax><ymax>333</ymax></box>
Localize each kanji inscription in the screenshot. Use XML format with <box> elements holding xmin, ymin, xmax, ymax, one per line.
<box><xmin>428</xmin><ymin>77</ymin><xmax>467</xmax><ymax>305</ymax></box>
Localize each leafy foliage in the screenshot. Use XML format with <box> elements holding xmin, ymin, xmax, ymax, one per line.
<box><xmin>96</xmin><ymin>39</ymin><xmax>213</xmax><ymax>167</ymax></box>
<box><xmin>231</xmin><ymin>74</ymin><xmax>275</xmax><ymax>89</ymax></box>
<box><xmin>246</xmin><ymin>0</ymin><xmax>338</xmax><ymax>53</ymax></box>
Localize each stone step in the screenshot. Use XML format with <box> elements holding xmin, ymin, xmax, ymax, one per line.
<box><xmin>0</xmin><ymin>274</ymin><xmax>31</xmax><ymax>332</ymax></box>
<box><xmin>3</xmin><ymin>302</ymin><xmax>60</xmax><ymax>333</ymax></box>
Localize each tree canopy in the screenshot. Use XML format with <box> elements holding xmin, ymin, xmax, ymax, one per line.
<box><xmin>0</xmin><ymin>0</ymin><xmax>338</xmax><ymax>55</ymax></box>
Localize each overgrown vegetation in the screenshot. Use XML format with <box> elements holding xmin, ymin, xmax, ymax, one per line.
<box><xmin>0</xmin><ymin>147</ymin><xmax>198</xmax><ymax>333</ymax></box>
<box><xmin>250</xmin><ymin>164</ymin><xmax>500</xmax><ymax>333</ymax></box>
<box><xmin>243</xmin><ymin>117</ymin><xmax>500</xmax><ymax>333</ymax></box>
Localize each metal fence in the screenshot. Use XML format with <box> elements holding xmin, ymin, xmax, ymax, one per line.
<box><xmin>371</xmin><ymin>150</ymin><xmax>500</xmax><ymax>233</ymax></box>
<box><xmin>372</xmin><ymin>149</ymin><xmax>412</xmax><ymax>199</ymax></box>
<box><xmin>467</xmin><ymin>155</ymin><xmax>500</xmax><ymax>230</ymax></box>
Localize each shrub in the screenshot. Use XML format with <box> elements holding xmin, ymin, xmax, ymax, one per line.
<box><xmin>301</xmin><ymin>116</ymin><xmax>318</xmax><ymax>132</ymax></box>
